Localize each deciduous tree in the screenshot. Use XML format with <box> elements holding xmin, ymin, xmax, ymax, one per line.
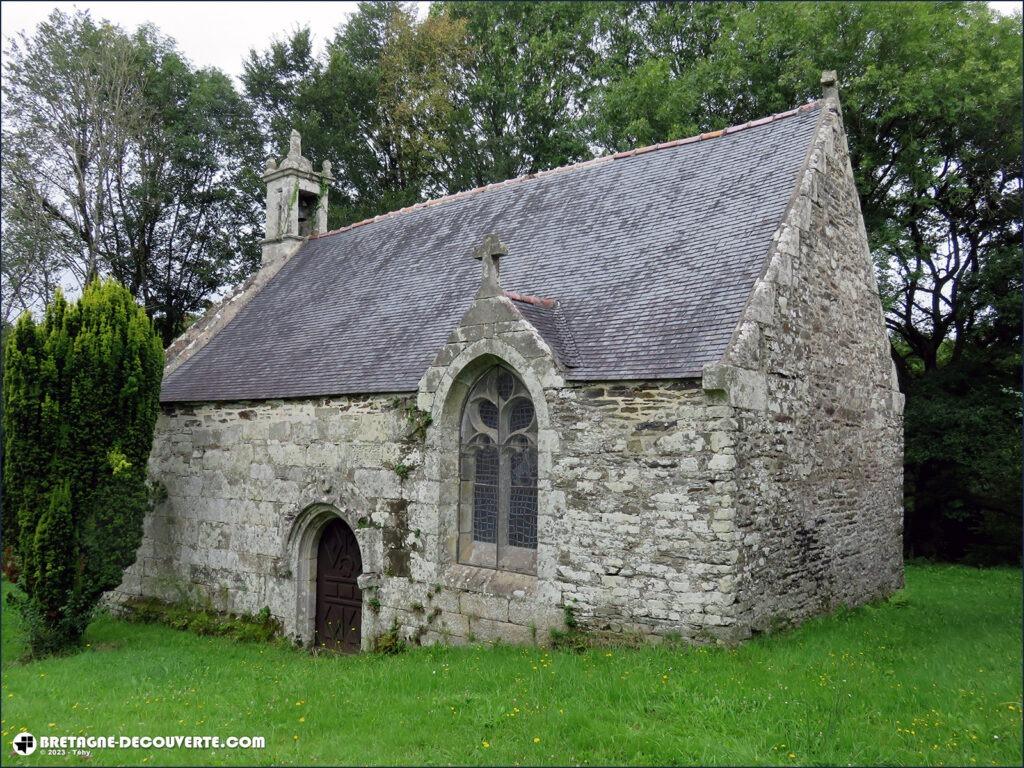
<box><xmin>101</xmin><ymin>27</ymin><xmax>263</xmax><ymax>344</ymax></box>
<box><xmin>295</xmin><ymin>1</ymin><xmax>469</xmax><ymax>225</ymax></box>
<box><xmin>2</xmin><ymin>10</ymin><xmax>263</xmax><ymax>344</ymax></box>
<box><xmin>2</xmin><ymin>10</ymin><xmax>147</xmax><ymax>286</ymax></box>
<box><xmin>433</xmin><ymin>1</ymin><xmax>600</xmax><ymax>188</ymax></box>
<box><xmin>241</xmin><ymin>25</ymin><xmax>319</xmax><ymax>158</ymax></box>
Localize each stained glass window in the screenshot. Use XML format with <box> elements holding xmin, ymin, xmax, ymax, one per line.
<box><xmin>459</xmin><ymin>365</ymin><xmax>538</xmax><ymax>573</ymax></box>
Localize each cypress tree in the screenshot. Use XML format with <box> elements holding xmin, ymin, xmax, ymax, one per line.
<box><xmin>2</xmin><ymin>311</ymin><xmax>47</xmax><ymax>555</ymax></box>
<box><xmin>3</xmin><ymin>279</ymin><xmax>163</xmax><ymax>656</ymax></box>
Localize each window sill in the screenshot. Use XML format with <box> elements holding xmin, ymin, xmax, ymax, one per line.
<box><xmin>445</xmin><ymin>563</ymin><xmax>538</xmax><ymax>598</ymax></box>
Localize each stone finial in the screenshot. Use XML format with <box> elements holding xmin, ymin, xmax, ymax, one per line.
<box><xmin>264</xmin><ymin>158</ymin><xmax>277</xmax><ymax>175</ymax></box>
<box><xmin>473</xmin><ymin>233</ymin><xmax>508</xmax><ymax>299</ymax></box>
<box><xmin>288</xmin><ymin>129</ymin><xmax>302</xmax><ymax>157</ymax></box>
<box><xmin>821</xmin><ymin>70</ymin><xmax>839</xmax><ymax>102</ymax></box>
<box><xmin>322</xmin><ymin>159</ymin><xmax>333</xmax><ymax>177</ymax></box>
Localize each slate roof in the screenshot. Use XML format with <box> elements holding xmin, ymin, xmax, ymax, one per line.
<box><xmin>506</xmin><ymin>294</ymin><xmax>581</xmax><ymax>369</ymax></box>
<box><xmin>161</xmin><ymin>101</ymin><xmax>823</xmax><ymax>403</ymax></box>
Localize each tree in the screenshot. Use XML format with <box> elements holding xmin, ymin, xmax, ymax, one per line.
<box><xmin>594</xmin><ymin>2</ymin><xmax>1022</xmax><ymax>376</ymax></box>
<box><xmin>2</xmin><ymin>10</ymin><xmax>263</xmax><ymax>345</ymax></box>
<box><xmin>3</xmin><ymin>280</ymin><xmax>164</xmax><ymax>655</ymax></box>
<box><xmin>100</xmin><ymin>27</ymin><xmax>263</xmax><ymax>344</ymax></box>
<box><xmin>591</xmin><ymin>1</ymin><xmax>745</xmax><ymax>149</ymax></box>
<box><xmin>0</xmin><ymin>191</ymin><xmax>66</xmax><ymax>326</ymax></box>
<box><xmin>243</xmin><ymin>1</ymin><xmax>601</xmax><ymax>226</ymax></box>
<box><xmin>243</xmin><ymin>2</ymin><xmax>470</xmax><ymax>227</ymax></box>
<box><xmin>307</xmin><ymin>1</ymin><xmax>469</xmax><ymax>225</ymax></box>
<box><xmin>902</xmin><ymin>348</ymin><xmax>1022</xmax><ymax>564</ymax></box>
<box><xmin>432</xmin><ymin>1</ymin><xmax>600</xmax><ymax>188</ymax></box>
<box><xmin>241</xmin><ymin>25</ymin><xmax>320</xmax><ymax>158</ymax></box>
<box><xmin>1</xmin><ymin>10</ymin><xmax>148</xmax><ymax>287</ymax></box>
<box><xmin>317</xmin><ymin>1</ymin><xmax>467</xmax><ymax>220</ymax></box>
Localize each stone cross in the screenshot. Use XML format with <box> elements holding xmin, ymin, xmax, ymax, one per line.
<box><xmin>473</xmin><ymin>233</ymin><xmax>508</xmax><ymax>299</ymax></box>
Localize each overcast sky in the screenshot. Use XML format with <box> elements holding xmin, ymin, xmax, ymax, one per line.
<box><xmin>3</xmin><ymin>1</ymin><xmax>1021</xmax><ymax>84</ymax></box>
<box><xmin>0</xmin><ymin>2</ymin><xmax>376</xmax><ymax>82</ymax></box>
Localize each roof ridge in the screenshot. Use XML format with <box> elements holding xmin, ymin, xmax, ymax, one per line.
<box><xmin>310</xmin><ymin>99</ymin><xmax>823</xmax><ymax>242</ymax></box>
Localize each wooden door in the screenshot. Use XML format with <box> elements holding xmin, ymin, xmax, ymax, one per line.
<box><xmin>315</xmin><ymin>518</ymin><xmax>362</xmax><ymax>652</ymax></box>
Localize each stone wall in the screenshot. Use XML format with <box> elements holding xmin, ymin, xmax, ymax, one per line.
<box><xmin>718</xmin><ymin>98</ymin><xmax>905</xmax><ymax>632</ymax></box>
<box><xmin>115</xmin><ymin>376</ymin><xmax>742</xmax><ymax>648</ymax></box>
<box><xmin>545</xmin><ymin>380</ymin><xmax>743</xmax><ymax>640</ymax></box>
<box><xmin>113</xmin><ymin>395</ymin><xmax>406</xmax><ymax>640</ymax></box>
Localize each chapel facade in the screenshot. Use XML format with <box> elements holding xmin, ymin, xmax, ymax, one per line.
<box><xmin>113</xmin><ymin>73</ymin><xmax>904</xmax><ymax>650</ymax></box>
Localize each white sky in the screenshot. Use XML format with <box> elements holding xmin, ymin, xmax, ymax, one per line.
<box><xmin>0</xmin><ymin>1</ymin><xmax>389</xmax><ymax>82</ymax></box>
<box><xmin>1</xmin><ymin>1</ymin><xmax>1020</xmax><ymax>84</ymax></box>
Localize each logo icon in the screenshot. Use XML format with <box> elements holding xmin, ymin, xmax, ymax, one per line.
<box><xmin>12</xmin><ymin>733</ymin><xmax>36</xmax><ymax>755</ymax></box>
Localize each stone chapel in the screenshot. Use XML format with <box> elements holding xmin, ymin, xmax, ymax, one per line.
<box><xmin>114</xmin><ymin>73</ymin><xmax>904</xmax><ymax>651</ymax></box>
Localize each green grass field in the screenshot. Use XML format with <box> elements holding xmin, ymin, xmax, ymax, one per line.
<box><xmin>2</xmin><ymin>564</ymin><xmax>1021</xmax><ymax>766</ymax></box>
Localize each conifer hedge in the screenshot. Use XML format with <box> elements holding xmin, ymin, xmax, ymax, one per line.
<box><xmin>3</xmin><ymin>280</ymin><xmax>163</xmax><ymax>656</ymax></box>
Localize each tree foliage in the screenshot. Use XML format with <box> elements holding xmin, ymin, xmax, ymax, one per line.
<box><xmin>101</xmin><ymin>28</ymin><xmax>264</xmax><ymax>344</ymax></box>
<box><xmin>2</xmin><ymin>280</ymin><xmax>164</xmax><ymax>655</ymax></box>
<box><xmin>241</xmin><ymin>26</ymin><xmax>319</xmax><ymax>158</ymax></box>
<box><xmin>244</xmin><ymin>2</ymin><xmax>471</xmax><ymax>226</ymax></box>
<box><xmin>593</xmin><ymin>2</ymin><xmax>1022</xmax><ymax>366</ymax></box>
<box><xmin>242</xmin><ymin>1</ymin><xmax>600</xmax><ymax>225</ymax></box>
<box><xmin>434</xmin><ymin>1</ymin><xmax>600</xmax><ymax>188</ymax></box>
<box><xmin>0</xmin><ymin>191</ymin><xmax>65</xmax><ymax>327</ymax></box>
<box><xmin>2</xmin><ymin>10</ymin><xmax>148</xmax><ymax>287</ymax></box>
<box><xmin>903</xmin><ymin>349</ymin><xmax>1022</xmax><ymax>564</ymax></box>
<box><xmin>2</xmin><ymin>10</ymin><xmax>262</xmax><ymax>344</ymax></box>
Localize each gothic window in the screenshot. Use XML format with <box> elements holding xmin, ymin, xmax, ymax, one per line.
<box><xmin>458</xmin><ymin>365</ymin><xmax>538</xmax><ymax>574</ymax></box>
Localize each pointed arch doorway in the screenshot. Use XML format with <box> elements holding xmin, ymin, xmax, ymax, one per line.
<box><xmin>315</xmin><ymin>517</ymin><xmax>363</xmax><ymax>652</ymax></box>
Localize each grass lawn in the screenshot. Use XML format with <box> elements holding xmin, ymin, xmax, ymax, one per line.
<box><xmin>1</xmin><ymin>564</ymin><xmax>1021</xmax><ymax>766</ymax></box>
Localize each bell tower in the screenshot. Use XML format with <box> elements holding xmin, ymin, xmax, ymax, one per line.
<box><xmin>261</xmin><ymin>129</ymin><xmax>333</xmax><ymax>266</ymax></box>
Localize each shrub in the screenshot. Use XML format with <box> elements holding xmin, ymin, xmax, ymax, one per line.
<box><xmin>3</xmin><ymin>280</ymin><xmax>164</xmax><ymax>656</ymax></box>
<box><xmin>373</xmin><ymin>620</ymin><xmax>407</xmax><ymax>654</ymax></box>
<box><xmin>550</xmin><ymin>603</ymin><xmax>590</xmax><ymax>652</ymax></box>
<box><xmin>121</xmin><ymin>597</ymin><xmax>282</xmax><ymax>643</ymax></box>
